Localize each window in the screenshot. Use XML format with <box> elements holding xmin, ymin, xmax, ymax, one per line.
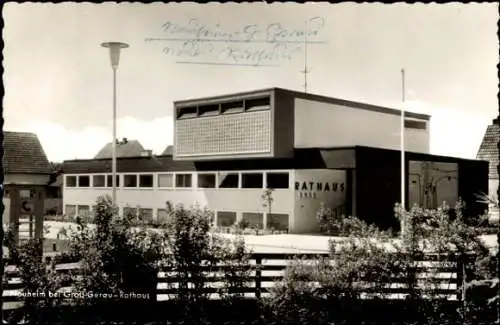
<box><xmin>198</xmin><ymin>173</ymin><xmax>216</xmax><ymax>188</ymax></box>
<box><xmin>242</xmin><ymin>212</ymin><xmax>264</xmax><ymax>229</ymax></box>
<box><xmin>199</xmin><ymin>104</ymin><xmax>220</xmax><ymax>117</ymax></box>
<box><xmin>217</xmin><ymin>211</ymin><xmax>237</xmax><ymax>227</ymax></box>
<box><xmin>78</xmin><ymin>175</ymin><xmax>90</xmax><ymax>187</ymax></box>
<box><xmin>93</xmin><ymin>175</ymin><xmax>105</xmax><ymax>187</ymax></box>
<box><xmin>267</xmin><ymin>213</ymin><xmax>289</xmax><ymax>231</ymax></box>
<box><xmin>139</xmin><ymin>174</ymin><xmax>154</xmax><ymax>188</ymax></box>
<box><xmin>242</xmin><ymin>173</ymin><xmax>263</xmax><ymax>188</ymax></box>
<box><xmin>77</xmin><ymin>205</ymin><xmax>90</xmax><ymax>217</ymax></box>
<box><xmin>65</xmin><ymin>205</ymin><xmax>76</xmax><ymax>217</ymax></box>
<box><xmin>266</xmin><ymin>172</ymin><xmax>289</xmax><ymax>189</ymax></box>
<box><xmin>218</xmin><ymin>172</ymin><xmax>239</xmax><ymax>188</ymax></box>
<box><xmin>124</xmin><ymin>174</ymin><xmax>138</xmax><ymax>188</ymax></box>
<box><xmin>106</xmin><ymin>175</ymin><xmax>120</xmax><ymax>187</ymax></box>
<box><xmin>221</xmin><ymin>101</ymin><xmax>244</xmax><ymax>114</ymax></box>
<box><xmin>176</xmin><ymin>106</ymin><xmax>198</xmax><ymax>119</ymax></box>
<box><xmin>158</xmin><ymin>174</ymin><xmax>174</xmax><ymax>188</ymax></box>
<box><xmin>245</xmin><ymin>97</ymin><xmax>270</xmax><ymax>111</ymax></box>
<box><xmin>123</xmin><ymin>207</ymin><xmax>138</xmax><ymax>218</ymax></box>
<box><xmin>66</xmin><ymin>176</ymin><xmax>77</xmax><ymax>187</ymax></box>
<box><xmin>176</xmin><ymin>174</ymin><xmax>192</xmax><ymax>188</ymax></box>
<box><xmin>404</xmin><ymin>119</ymin><xmax>427</xmax><ymax>130</ymax></box>
<box><xmin>138</xmin><ymin>208</ymin><xmax>153</xmax><ymax>223</ymax></box>
<box><xmin>157</xmin><ymin>209</ymin><xmax>169</xmax><ymax>223</ymax></box>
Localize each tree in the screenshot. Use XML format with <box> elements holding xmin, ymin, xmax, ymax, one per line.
<box><xmin>261</xmin><ymin>188</ymin><xmax>274</xmax><ymax>232</ymax></box>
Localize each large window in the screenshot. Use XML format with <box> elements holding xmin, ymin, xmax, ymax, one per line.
<box><xmin>138</xmin><ymin>208</ymin><xmax>154</xmax><ymax>223</ymax></box>
<box><xmin>267</xmin><ymin>213</ymin><xmax>289</xmax><ymax>231</ymax></box>
<box><xmin>78</xmin><ymin>175</ymin><xmax>90</xmax><ymax>187</ymax></box>
<box><xmin>66</xmin><ymin>176</ymin><xmax>77</xmax><ymax>187</ymax></box>
<box><xmin>218</xmin><ymin>172</ymin><xmax>239</xmax><ymax>188</ymax></box>
<box><xmin>123</xmin><ymin>207</ymin><xmax>138</xmax><ymax>218</ymax></box>
<box><xmin>77</xmin><ymin>205</ymin><xmax>90</xmax><ymax>217</ymax></box>
<box><xmin>217</xmin><ymin>211</ymin><xmax>237</xmax><ymax>227</ymax></box>
<box><xmin>65</xmin><ymin>205</ymin><xmax>76</xmax><ymax>217</ymax></box>
<box><xmin>93</xmin><ymin>175</ymin><xmax>105</xmax><ymax>187</ymax></box>
<box><xmin>124</xmin><ymin>174</ymin><xmax>138</xmax><ymax>188</ymax></box>
<box><xmin>242</xmin><ymin>173</ymin><xmax>263</xmax><ymax>188</ymax></box>
<box><xmin>198</xmin><ymin>173</ymin><xmax>216</xmax><ymax>188</ymax></box>
<box><xmin>157</xmin><ymin>209</ymin><xmax>169</xmax><ymax>223</ymax></box>
<box><xmin>139</xmin><ymin>174</ymin><xmax>154</xmax><ymax>188</ymax></box>
<box><xmin>176</xmin><ymin>174</ymin><xmax>192</xmax><ymax>188</ymax></box>
<box><xmin>106</xmin><ymin>175</ymin><xmax>120</xmax><ymax>187</ymax></box>
<box><xmin>266</xmin><ymin>172</ymin><xmax>289</xmax><ymax>189</ymax></box>
<box><xmin>242</xmin><ymin>212</ymin><xmax>264</xmax><ymax>229</ymax></box>
<box><xmin>158</xmin><ymin>174</ymin><xmax>174</xmax><ymax>188</ymax></box>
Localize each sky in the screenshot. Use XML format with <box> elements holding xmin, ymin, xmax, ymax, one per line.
<box><xmin>3</xmin><ymin>3</ymin><xmax>499</xmax><ymax>162</ymax></box>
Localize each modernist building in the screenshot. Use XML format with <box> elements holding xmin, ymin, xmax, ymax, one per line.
<box><xmin>62</xmin><ymin>88</ymin><xmax>488</xmax><ymax>233</ymax></box>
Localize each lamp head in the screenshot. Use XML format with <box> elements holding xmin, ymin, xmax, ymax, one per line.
<box><xmin>101</xmin><ymin>42</ymin><xmax>129</xmax><ymax>69</ymax></box>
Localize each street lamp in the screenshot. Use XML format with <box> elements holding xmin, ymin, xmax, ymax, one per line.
<box><xmin>101</xmin><ymin>41</ymin><xmax>129</xmax><ymax>209</ymax></box>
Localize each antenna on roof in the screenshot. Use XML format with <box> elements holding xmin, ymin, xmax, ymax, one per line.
<box><xmin>300</xmin><ymin>22</ymin><xmax>311</xmax><ymax>93</ymax></box>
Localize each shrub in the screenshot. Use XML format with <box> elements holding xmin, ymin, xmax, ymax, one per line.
<box><xmin>265</xmin><ymin>257</ymin><xmax>328</xmax><ymax>325</ymax></box>
<box><xmin>62</xmin><ymin>195</ymin><xmax>165</xmax><ymax>308</ymax></box>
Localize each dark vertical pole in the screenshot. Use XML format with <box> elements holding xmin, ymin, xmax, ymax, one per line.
<box><xmin>255</xmin><ymin>255</ymin><xmax>262</xmax><ymax>299</ymax></box>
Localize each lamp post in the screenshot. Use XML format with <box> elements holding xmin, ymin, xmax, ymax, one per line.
<box><xmin>400</xmin><ymin>69</ymin><xmax>407</xmax><ymax>238</ymax></box>
<box><xmin>101</xmin><ymin>42</ymin><xmax>129</xmax><ymax>208</ymax></box>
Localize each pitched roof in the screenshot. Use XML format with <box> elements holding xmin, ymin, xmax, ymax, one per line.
<box><xmin>477</xmin><ymin>121</ymin><xmax>500</xmax><ymax>179</ymax></box>
<box><xmin>94</xmin><ymin>139</ymin><xmax>145</xmax><ymax>159</ymax></box>
<box><xmin>3</xmin><ymin>131</ymin><xmax>51</xmax><ymax>174</ymax></box>
<box><xmin>162</xmin><ymin>145</ymin><xmax>174</xmax><ymax>156</ymax></box>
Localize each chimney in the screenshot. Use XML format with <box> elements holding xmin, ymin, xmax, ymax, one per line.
<box><xmin>141</xmin><ymin>149</ymin><xmax>152</xmax><ymax>157</ymax></box>
<box><xmin>122</xmin><ymin>137</ymin><xmax>128</xmax><ymax>144</ymax></box>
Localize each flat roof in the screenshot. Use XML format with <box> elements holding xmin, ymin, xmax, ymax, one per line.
<box><xmin>62</xmin><ymin>146</ymin><xmax>485</xmax><ymax>174</ymax></box>
<box><xmin>174</xmin><ymin>87</ymin><xmax>431</xmax><ymax>121</ymax></box>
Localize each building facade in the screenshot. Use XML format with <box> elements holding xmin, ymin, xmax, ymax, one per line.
<box><xmin>62</xmin><ymin>88</ymin><xmax>488</xmax><ymax>233</ymax></box>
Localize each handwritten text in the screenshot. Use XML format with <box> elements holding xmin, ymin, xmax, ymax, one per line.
<box><xmin>145</xmin><ymin>17</ymin><xmax>326</xmax><ymax>67</ymax></box>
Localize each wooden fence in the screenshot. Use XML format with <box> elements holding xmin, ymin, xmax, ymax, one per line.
<box><xmin>2</xmin><ymin>252</ymin><xmax>466</xmax><ymax>311</ymax></box>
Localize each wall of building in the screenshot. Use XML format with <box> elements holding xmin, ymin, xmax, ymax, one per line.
<box><xmin>293</xmin><ymin>169</ymin><xmax>347</xmax><ymax>233</ymax></box>
<box><xmin>63</xmin><ymin>169</ymin><xmax>296</xmax><ymax>230</ymax></box>
<box><xmin>293</xmin><ymin>98</ymin><xmax>429</xmax><ymax>153</ymax></box>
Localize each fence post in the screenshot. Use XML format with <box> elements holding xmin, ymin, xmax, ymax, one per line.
<box><xmin>255</xmin><ymin>255</ymin><xmax>262</xmax><ymax>299</ymax></box>
<box><xmin>457</xmin><ymin>253</ymin><xmax>472</xmax><ymax>325</ymax></box>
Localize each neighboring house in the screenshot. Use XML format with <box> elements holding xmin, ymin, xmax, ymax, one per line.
<box><xmin>94</xmin><ymin>138</ymin><xmax>145</xmax><ymax>159</ymax></box>
<box><xmin>62</xmin><ymin>88</ymin><xmax>488</xmax><ymax>233</ymax></box>
<box><xmin>3</xmin><ymin>131</ymin><xmax>52</xmax><ymax>240</ymax></box>
<box><xmin>477</xmin><ymin>117</ymin><xmax>500</xmax><ymax>220</ymax></box>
